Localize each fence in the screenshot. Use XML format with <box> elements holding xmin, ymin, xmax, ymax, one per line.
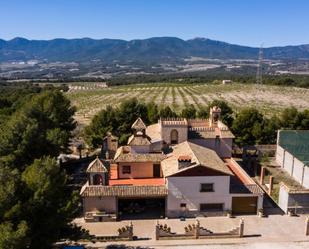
<box><xmin>276</xmin><ymin>145</ymin><xmax>309</xmax><ymax>188</ymax></box>
<box><xmin>155</xmin><ymin>219</ymin><xmax>244</xmax><ymax>240</ymax></box>
<box><xmin>94</xmin><ymin>222</ymin><xmax>134</xmax><ymax>241</ymax></box>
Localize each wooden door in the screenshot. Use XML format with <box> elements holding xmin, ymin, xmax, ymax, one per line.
<box><xmin>232</xmin><ymin>196</ymin><xmax>257</xmax><ymax>214</ymax></box>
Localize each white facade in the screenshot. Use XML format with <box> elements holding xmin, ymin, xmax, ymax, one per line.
<box><xmin>166</xmin><ymin>175</ymin><xmax>231</xmax><ymax>217</ymax></box>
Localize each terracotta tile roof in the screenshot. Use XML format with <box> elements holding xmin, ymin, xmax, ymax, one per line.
<box><xmin>161</xmin><ymin>141</ymin><xmax>233</xmax><ymax>177</ymax></box>
<box><xmin>127</xmin><ymin>135</ymin><xmax>151</xmax><ymax>146</ymax></box>
<box><xmin>86</xmin><ymin>157</ymin><xmax>108</xmax><ymax>173</ymax></box>
<box><xmin>80</xmin><ymin>185</ymin><xmax>168</xmax><ymax>197</ymax></box>
<box><xmin>178</xmin><ymin>155</ymin><xmax>192</xmax><ymax>161</ymax></box>
<box><xmin>109</xmin><ymin>178</ymin><xmax>165</xmax><ymax>186</ymax></box>
<box><xmin>225</xmin><ymin>158</ymin><xmax>263</xmax><ymax>195</ymax></box>
<box><xmin>131</xmin><ymin>118</ymin><xmax>146</xmax><ymax>131</ymax></box>
<box><xmin>114</xmin><ymin>146</ymin><xmax>165</xmax><ymax>163</ymax></box>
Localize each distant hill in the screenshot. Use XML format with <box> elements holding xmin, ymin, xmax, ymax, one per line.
<box><xmin>1</xmin><ymin>37</ymin><xmax>309</xmax><ymax>62</ymax></box>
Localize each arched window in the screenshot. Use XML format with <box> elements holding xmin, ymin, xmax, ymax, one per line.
<box><xmin>93</xmin><ymin>174</ymin><xmax>103</xmax><ymax>185</ymax></box>
<box><xmin>170</xmin><ymin>129</ymin><xmax>179</xmax><ymax>144</ymax></box>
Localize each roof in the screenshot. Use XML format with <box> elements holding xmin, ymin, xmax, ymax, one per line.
<box><xmin>146</xmin><ymin>123</ymin><xmax>162</xmax><ymax>142</ymax></box>
<box><xmin>278</xmin><ymin>130</ymin><xmax>309</xmax><ymax>165</ymax></box>
<box><xmin>178</xmin><ymin>155</ymin><xmax>192</xmax><ymax>161</ymax></box>
<box><xmin>80</xmin><ymin>185</ymin><xmax>168</xmax><ymax>197</ymax></box>
<box><xmin>114</xmin><ymin>146</ymin><xmax>165</xmax><ymax>162</ymax></box>
<box><xmin>86</xmin><ymin>157</ymin><xmax>108</xmax><ymax>173</ymax></box>
<box><xmin>109</xmin><ymin>178</ymin><xmax>165</xmax><ymax>186</ymax></box>
<box><xmin>161</xmin><ymin>141</ymin><xmax>233</xmax><ymax>177</ymax></box>
<box><xmin>127</xmin><ymin>134</ymin><xmax>151</xmax><ymax>146</ymax></box>
<box><xmin>131</xmin><ymin>118</ymin><xmax>147</xmax><ymax>131</ymax></box>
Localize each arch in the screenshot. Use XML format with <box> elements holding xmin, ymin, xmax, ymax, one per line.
<box><xmin>170</xmin><ymin>129</ymin><xmax>179</xmax><ymax>144</ymax></box>
<box><xmin>93</xmin><ymin>174</ymin><xmax>103</xmax><ymax>185</ymax></box>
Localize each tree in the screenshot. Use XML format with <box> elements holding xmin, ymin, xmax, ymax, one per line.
<box><xmin>84</xmin><ymin>98</ymin><xmax>150</xmax><ymax>147</ymax></box>
<box><xmin>0</xmin><ymin>89</ymin><xmax>80</xmax><ymax>248</ymax></box>
<box><xmin>0</xmin><ymin>90</ymin><xmax>76</xmax><ymax>169</ymax></box>
<box><xmin>159</xmin><ymin>106</ymin><xmax>177</xmax><ymax>118</ymax></box>
<box><xmin>116</xmin><ymin>98</ymin><xmax>148</xmax><ymax>135</ymax></box>
<box><xmin>207</xmin><ymin>100</ymin><xmax>234</xmax><ymax>127</ymax></box>
<box><xmin>146</xmin><ymin>102</ymin><xmax>159</xmax><ymax>124</ymax></box>
<box><xmin>279</xmin><ymin>107</ymin><xmax>309</xmax><ymax>130</ymax></box>
<box><xmin>21</xmin><ymin>157</ymin><xmax>79</xmax><ymax>248</ymax></box>
<box><xmin>0</xmin><ymin>221</ymin><xmax>28</xmax><ymax>249</ymax></box>
<box><xmin>197</xmin><ymin>107</ymin><xmax>209</xmax><ymax>118</ymax></box>
<box><xmin>84</xmin><ymin>105</ymin><xmax>117</xmax><ymax>148</ymax></box>
<box><xmin>232</xmin><ymin>108</ymin><xmax>264</xmax><ymax>146</ymax></box>
<box><xmin>181</xmin><ymin>104</ymin><xmax>196</xmax><ymax>119</ymax></box>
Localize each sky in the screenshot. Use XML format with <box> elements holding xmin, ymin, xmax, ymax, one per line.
<box><xmin>1</xmin><ymin>0</ymin><xmax>309</xmax><ymax>47</ymax></box>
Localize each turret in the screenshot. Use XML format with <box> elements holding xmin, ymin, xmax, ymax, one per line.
<box><xmin>209</xmin><ymin>106</ymin><xmax>221</xmax><ymax>127</ymax></box>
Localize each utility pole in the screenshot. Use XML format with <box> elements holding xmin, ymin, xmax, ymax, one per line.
<box><xmin>256</xmin><ymin>45</ymin><xmax>263</xmax><ymax>85</ymax></box>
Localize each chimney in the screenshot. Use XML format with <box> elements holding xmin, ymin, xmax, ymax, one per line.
<box><xmin>178</xmin><ymin>155</ymin><xmax>192</xmax><ymax>169</ymax></box>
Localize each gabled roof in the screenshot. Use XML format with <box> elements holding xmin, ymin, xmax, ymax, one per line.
<box><xmin>131</xmin><ymin>118</ymin><xmax>146</xmax><ymax>131</ymax></box>
<box><xmin>86</xmin><ymin>157</ymin><xmax>108</xmax><ymax>173</ymax></box>
<box><xmin>80</xmin><ymin>185</ymin><xmax>168</xmax><ymax>197</ymax></box>
<box><xmin>114</xmin><ymin>146</ymin><xmax>165</xmax><ymax>163</ymax></box>
<box><xmin>161</xmin><ymin>141</ymin><xmax>232</xmax><ymax>177</ymax></box>
<box><xmin>127</xmin><ymin>135</ymin><xmax>151</xmax><ymax>146</ymax></box>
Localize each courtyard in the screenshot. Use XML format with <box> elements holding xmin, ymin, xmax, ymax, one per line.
<box><xmin>74</xmin><ymin>214</ymin><xmax>309</xmax><ymax>248</ymax></box>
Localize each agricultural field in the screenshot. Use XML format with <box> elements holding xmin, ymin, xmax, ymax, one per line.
<box><xmin>67</xmin><ymin>82</ymin><xmax>309</xmax><ymax>124</ymax></box>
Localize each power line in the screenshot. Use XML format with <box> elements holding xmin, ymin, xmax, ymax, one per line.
<box><xmin>256</xmin><ymin>44</ymin><xmax>263</xmax><ymax>85</ymax></box>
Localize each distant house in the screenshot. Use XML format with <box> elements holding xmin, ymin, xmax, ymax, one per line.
<box><xmin>222</xmin><ymin>80</ymin><xmax>232</xmax><ymax>84</ymax></box>
<box><xmin>80</xmin><ymin>107</ymin><xmax>263</xmax><ymax>221</ymax></box>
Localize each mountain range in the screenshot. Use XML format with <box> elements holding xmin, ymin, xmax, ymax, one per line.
<box><xmin>1</xmin><ymin>37</ymin><xmax>309</xmax><ymax>63</ymax></box>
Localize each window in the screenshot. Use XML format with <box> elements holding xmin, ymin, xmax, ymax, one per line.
<box><xmin>93</xmin><ymin>174</ymin><xmax>103</xmax><ymax>185</ymax></box>
<box><xmin>122</xmin><ymin>165</ymin><xmax>131</xmax><ymax>174</ymax></box>
<box><xmin>200</xmin><ymin>183</ymin><xmax>214</xmax><ymax>192</ymax></box>
<box><xmin>200</xmin><ymin>203</ymin><xmax>223</xmax><ymax>212</ymax></box>
<box><xmin>180</xmin><ymin>203</ymin><xmax>187</xmax><ymax>208</ymax></box>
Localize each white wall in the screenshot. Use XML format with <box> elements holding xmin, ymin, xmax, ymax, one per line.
<box><xmin>278</xmin><ymin>185</ymin><xmax>289</xmax><ymax>213</ymax></box>
<box><xmin>166</xmin><ymin>176</ymin><xmax>231</xmax><ymax>216</ymax></box>
<box><xmin>276</xmin><ymin>145</ymin><xmax>284</xmax><ymax>166</ymax></box>
<box><xmin>293</xmin><ymin>157</ymin><xmax>304</xmax><ymax>184</ymax></box>
<box><xmin>190</xmin><ymin>138</ymin><xmax>233</xmax><ymax>158</ymax></box>
<box><xmin>303</xmin><ymin>166</ymin><xmax>309</xmax><ymax>189</ymax></box>
<box><xmin>276</xmin><ymin>144</ymin><xmax>309</xmax><ymax>188</ymax></box>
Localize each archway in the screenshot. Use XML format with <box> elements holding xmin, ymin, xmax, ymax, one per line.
<box><xmin>170</xmin><ymin>129</ymin><xmax>179</xmax><ymax>144</ymax></box>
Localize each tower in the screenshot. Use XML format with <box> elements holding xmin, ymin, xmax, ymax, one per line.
<box><xmin>209</xmin><ymin>106</ymin><xmax>221</xmax><ymax>127</ymax></box>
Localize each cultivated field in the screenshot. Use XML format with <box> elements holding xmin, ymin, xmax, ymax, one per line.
<box><xmin>67</xmin><ymin>82</ymin><xmax>309</xmax><ymax>124</ymax></box>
